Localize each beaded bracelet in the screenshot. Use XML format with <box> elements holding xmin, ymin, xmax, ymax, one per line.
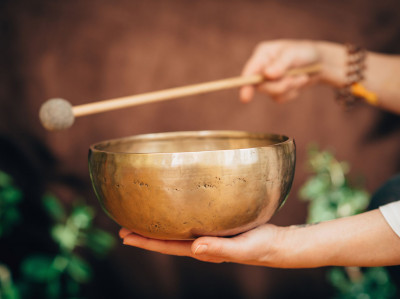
<box><xmin>336</xmin><ymin>43</ymin><xmax>378</xmax><ymax>107</ymax></box>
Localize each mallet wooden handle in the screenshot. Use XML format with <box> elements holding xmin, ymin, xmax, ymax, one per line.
<box><xmin>39</xmin><ymin>63</ymin><xmax>322</xmax><ymax>131</ymax></box>
<box><xmin>72</xmin><ymin>63</ymin><xmax>321</xmax><ymax>117</ymax></box>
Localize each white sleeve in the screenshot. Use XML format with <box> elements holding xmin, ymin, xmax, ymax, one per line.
<box><xmin>379</xmin><ymin>201</ymin><xmax>400</xmax><ymax>238</ymax></box>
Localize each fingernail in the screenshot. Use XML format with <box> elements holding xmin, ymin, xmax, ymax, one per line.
<box><xmin>119</xmin><ymin>228</ymin><xmax>129</xmax><ymax>238</ymax></box>
<box><xmin>194</xmin><ymin>244</ymin><xmax>208</xmax><ymax>255</ymax></box>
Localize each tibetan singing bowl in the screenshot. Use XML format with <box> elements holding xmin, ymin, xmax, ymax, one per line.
<box><xmin>89</xmin><ymin>130</ymin><xmax>296</xmax><ymax>240</ymax></box>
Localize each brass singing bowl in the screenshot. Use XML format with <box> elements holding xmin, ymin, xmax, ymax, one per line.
<box><xmin>89</xmin><ymin>130</ymin><xmax>296</xmax><ymax>240</ymax></box>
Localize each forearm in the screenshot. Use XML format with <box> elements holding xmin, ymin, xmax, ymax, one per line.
<box><xmin>279</xmin><ymin>209</ymin><xmax>400</xmax><ymax>268</ymax></box>
<box><xmin>365</xmin><ymin>52</ymin><xmax>400</xmax><ymax>113</ymax></box>
<box><xmin>315</xmin><ymin>41</ymin><xmax>400</xmax><ymax>114</ymax></box>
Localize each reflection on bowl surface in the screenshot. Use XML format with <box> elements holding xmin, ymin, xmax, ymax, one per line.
<box><xmin>89</xmin><ymin>131</ymin><xmax>296</xmax><ymax>240</ymax></box>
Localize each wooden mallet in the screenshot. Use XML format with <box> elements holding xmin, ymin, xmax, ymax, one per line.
<box><xmin>39</xmin><ymin>63</ymin><xmax>321</xmax><ymax>131</ymax></box>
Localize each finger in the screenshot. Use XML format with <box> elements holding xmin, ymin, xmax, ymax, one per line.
<box><xmin>258</xmin><ymin>74</ymin><xmax>309</xmax><ymax>98</ymax></box>
<box><xmin>239</xmin><ymin>85</ymin><xmax>255</xmax><ymax>103</ymax></box>
<box><xmin>123</xmin><ymin>233</ymin><xmax>193</xmax><ymax>257</ymax></box>
<box><xmin>241</xmin><ymin>48</ymin><xmax>269</xmax><ymax>77</ymax></box>
<box><xmin>263</xmin><ymin>49</ymin><xmax>298</xmax><ymax>79</ymax></box>
<box><xmin>274</xmin><ymin>90</ymin><xmax>300</xmax><ymax>103</ymax></box>
<box><xmin>119</xmin><ymin>227</ymin><xmax>132</xmax><ymax>239</ymax></box>
<box><xmin>240</xmin><ymin>49</ymin><xmax>274</xmax><ymax>103</ymax></box>
<box><xmin>239</xmin><ymin>59</ymin><xmax>263</xmax><ymax>103</ymax></box>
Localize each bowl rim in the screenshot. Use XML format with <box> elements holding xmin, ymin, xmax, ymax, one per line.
<box><xmin>89</xmin><ymin>130</ymin><xmax>294</xmax><ymax>155</ymax></box>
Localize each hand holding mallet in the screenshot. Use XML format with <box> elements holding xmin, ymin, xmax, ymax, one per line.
<box><xmin>39</xmin><ymin>63</ymin><xmax>321</xmax><ymax>131</ymax></box>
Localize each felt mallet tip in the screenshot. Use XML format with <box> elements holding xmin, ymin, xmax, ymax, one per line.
<box><xmin>39</xmin><ymin>98</ymin><xmax>75</xmax><ymax>131</ymax></box>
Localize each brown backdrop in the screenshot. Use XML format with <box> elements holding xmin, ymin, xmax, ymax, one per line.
<box><xmin>1</xmin><ymin>0</ymin><xmax>400</xmax><ymax>298</ymax></box>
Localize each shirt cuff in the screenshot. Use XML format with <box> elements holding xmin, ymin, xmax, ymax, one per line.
<box><xmin>379</xmin><ymin>201</ymin><xmax>400</xmax><ymax>238</ymax></box>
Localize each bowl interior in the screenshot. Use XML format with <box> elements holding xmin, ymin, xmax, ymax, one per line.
<box><xmin>92</xmin><ymin>131</ymin><xmax>289</xmax><ymax>154</ymax></box>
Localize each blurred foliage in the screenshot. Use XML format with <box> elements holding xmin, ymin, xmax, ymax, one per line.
<box><xmin>0</xmin><ymin>264</ymin><xmax>20</xmax><ymax>299</ymax></box>
<box><xmin>299</xmin><ymin>145</ymin><xmax>370</xmax><ymax>223</ymax></box>
<box><xmin>0</xmin><ymin>170</ymin><xmax>115</xmax><ymax>298</ymax></box>
<box><xmin>0</xmin><ymin>172</ymin><xmax>22</xmax><ymax>237</ymax></box>
<box><xmin>300</xmin><ymin>145</ymin><xmax>397</xmax><ymax>299</ymax></box>
<box><xmin>329</xmin><ymin>267</ymin><xmax>396</xmax><ymax>299</ymax></box>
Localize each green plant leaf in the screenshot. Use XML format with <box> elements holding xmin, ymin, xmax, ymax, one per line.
<box><xmin>67</xmin><ymin>256</ymin><xmax>92</xmax><ymax>283</ymax></box>
<box><xmin>0</xmin><ymin>285</ymin><xmax>20</xmax><ymax>299</ymax></box>
<box><xmin>45</xmin><ymin>278</ymin><xmax>61</xmax><ymax>299</ymax></box>
<box><xmin>51</xmin><ymin>224</ymin><xmax>77</xmax><ymax>251</ymax></box>
<box><xmin>0</xmin><ymin>264</ymin><xmax>21</xmax><ymax>299</ymax></box>
<box><xmin>52</xmin><ymin>255</ymin><xmax>69</xmax><ymax>272</ymax></box>
<box><xmin>0</xmin><ymin>187</ymin><xmax>22</xmax><ymax>205</ymax></box>
<box><xmin>66</xmin><ymin>278</ymin><xmax>80</xmax><ymax>296</ymax></box>
<box><xmin>42</xmin><ymin>195</ymin><xmax>66</xmax><ymax>222</ymax></box>
<box><xmin>0</xmin><ymin>172</ymin><xmax>13</xmax><ymax>188</ymax></box>
<box><xmin>70</xmin><ymin>205</ymin><xmax>94</xmax><ymax>229</ymax></box>
<box><xmin>349</xmin><ymin>190</ymin><xmax>369</xmax><ymax>212</ymax></box>
<box><xmin>21</xmin><ymin>255</ymin><xmax>60</xmax><ymax>282</ymax></box>
<box><xmin>307</xmin><ymin>197</ymin><xmax>337</xmax><ymax>223</ymax></box>
<box><xmin>0</xmin><ymin>184</ymin><xmax>22</xmax><ymax>237</ymax></box>
<box><xmin>0</xmin><ymin>208</ymin><xmax>21</xmax><ymax>237</ymax></box>
<box><xmin>328</xmin><ymin>267</ymin><xmax>351</xmax><ymax>293</ymax></box>
<box><xmin>85</xmin><ymin>228</ymin><xmax>116</xmax><ymax>257</ymax></box>
<box><xmin>299</xmin><ymin>175</ymin><xmax>330</xmax><ymax>200</ymax></box>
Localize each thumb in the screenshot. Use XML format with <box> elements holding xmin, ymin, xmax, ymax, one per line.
<box><xmin>191</xmin><ymin>236</ymin><xmax>240</xmax><ymax>260</ymax></box>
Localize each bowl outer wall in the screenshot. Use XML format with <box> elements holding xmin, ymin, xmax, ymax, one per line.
<box><xmin>88</xmin><ymin>131</ymin><xmax>296</xmax><ymax>240</ymax></box>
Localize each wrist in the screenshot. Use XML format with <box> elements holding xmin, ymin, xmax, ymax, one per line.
<box><xmin>314</xmin><ymin>41</ymin><xmax>347</xmax><ymax>87</ymax></box>
<box><xmin>276</xmin><ymin>223</ymin><xmax>333</xmax><ymax>268</ymax></box>
<box><xmin>259</xmin><ymin>224</ymin><xmax>319</xmax><ymax>268</ymax></box>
